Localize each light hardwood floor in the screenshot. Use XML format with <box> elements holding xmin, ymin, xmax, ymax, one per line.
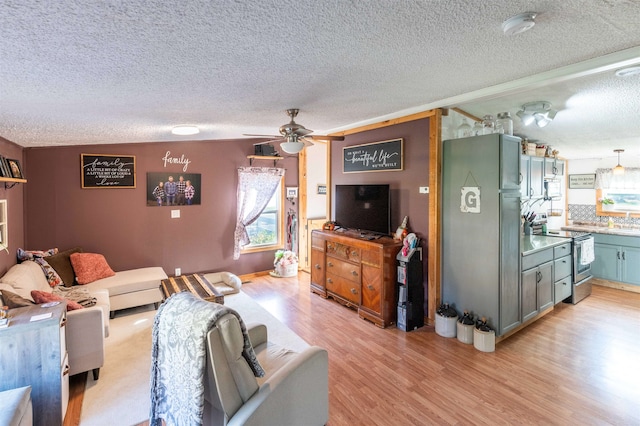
<box><xmin>66</xmin><ymin>273</ymin><xmax>640</xmax><ymax>425</ymax></box>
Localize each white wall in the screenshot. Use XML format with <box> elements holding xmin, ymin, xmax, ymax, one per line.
<box><xmin>306</xmin><ymin>141</ymin><xmax>328</xmax><ymax>220</ymax></box>
<box><xmin>567</xmin><ymin>155</ymin><xmax>640</xmax><ymax>205</ymax></box>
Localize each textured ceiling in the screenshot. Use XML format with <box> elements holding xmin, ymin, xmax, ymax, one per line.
<box><xmin>1</xmin><ymin>0</ymin><xmax>640</xmax><ymax>160</ymax></box>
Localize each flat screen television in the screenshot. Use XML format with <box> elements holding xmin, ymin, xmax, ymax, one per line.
<box><xmin>334</xmin><ymin>184</ymin><xmax>390</xmax><ymax>235</ymax></box>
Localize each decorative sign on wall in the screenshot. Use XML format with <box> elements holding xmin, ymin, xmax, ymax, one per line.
<box><xmin>317</xmin><ymin>184</ymin><xmax>327</xmax><ymax>195</ymax></box>
<box><xmin>161</xmin><ymin>151</ymin><xmax>192</xmax><ymax>172</ymax></box>
<box><xmin>81</xmin><ymin>154</ymin><xmax>136</xmax><ymax>188</ymax></box>
<box><xmin>569</xmin><ymin>174</ymin><xmax>596</xmax><ymax>189</ymax></box>
<box><xmin>460</xmin><ymin>187</ymin><xmax>481</xmax><ymax>213</ymax></box>
<box><xmin>342</xmin><ymin>138</ymin><xmax>403</xmax><ymax>173</ymax></box>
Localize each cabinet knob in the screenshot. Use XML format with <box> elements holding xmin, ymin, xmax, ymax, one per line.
<box><xmin>367</xmin><ymin>284</ymin><xmax>374</xmax><ymax>291</ymax></box>
<box><xmin>351</xmin><ymin>270</ymin><xmax>358</xmax><ymax>276</ymax></box>
<box><xmin>314</xmin><ymin>264</ymin><xmax>321</xmax><ymax>269</ymax></box>
<box><xmin>327</xmin><ymin>278</ymin><xmax>333</xmax><ymax>284</ymax></box>
<box><xmin>350</xmin><ymin>288</ymin><xmax>358</xmax><ymax>294</ymax></box>
<box><xmin>328</xmin><ymin>261</ymin><xmax>333</xmax><ymax>267</ymax></box>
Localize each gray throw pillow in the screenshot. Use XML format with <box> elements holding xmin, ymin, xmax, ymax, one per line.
<box><xmin>1</xmin><ymin>289</ymin><xmax>35</xmax><ymax>308</ymax></box>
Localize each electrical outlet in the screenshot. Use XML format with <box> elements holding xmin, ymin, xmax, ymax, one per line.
<box><xmin>175</xmin><ymin>268</ymin><xmax>181</xmax><ymax>276</ymax></box>
<box><xmin>419</xmin><ymin>186</ymin><xmax>429</xmax><ymax>194</ymax></box>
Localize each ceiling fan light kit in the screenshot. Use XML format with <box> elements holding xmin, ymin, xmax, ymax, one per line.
<box><xmin>517</xmin><ymin>101</ymin><xmax>558</xmax><ymax>128</ymax></box>
<box><xmin>502</xmin><ymin>12</ymin><xmax>537</xmax><ymax>36</ymax></box>
<box><xmin>244</xmin><ymin>108</ymin><xmax>344</xmax><ymax>155</ymax></box>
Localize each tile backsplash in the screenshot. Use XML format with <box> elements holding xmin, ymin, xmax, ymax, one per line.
<box><xmin>569</xmin><ymin>204</ymin><xmax>640</xmax><ymax>227</ymax></box>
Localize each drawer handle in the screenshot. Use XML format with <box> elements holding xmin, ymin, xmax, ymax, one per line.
<box><xmin>314</xmin><ymin>264</ymin><xmax>321</xmax><ymax>269</ymax></box>
<box><xmin>351</xmin><ymin>270</ymin><xmax>358</xmax><ymax>276</ymax></box>
<box><xmin>327</xmin><ymin>278</ymin><xmax>333</xmax><ymax>284</ymax></box>
<box><xmin>328</xmin><ymin>261</ymin><xmax>333</xmax><ymax>267</ymax></box>
<box><xmin>350</xmin><ymin>288</ymin><xmax>358</xmax><ymax>294</ymax></box>
<box><xmin>562</xmin><ymin>260</ymin><xmax>566</xmax><ymax>264</ymax></box>
<box><xmin>367</xmin><ymin>284</ymin><xmax>374</xmax><ymax>290</ymax></box>
<box><xmin>622</xmin><ymin>252</ymin><xmax>626</xmax><ymax>261</ymax></box>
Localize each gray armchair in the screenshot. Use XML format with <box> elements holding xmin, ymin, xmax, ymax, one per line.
<box><xmin>203</xmin><ymin>313</ymin><xmax>329</xmax><ymax>426</ymax></box>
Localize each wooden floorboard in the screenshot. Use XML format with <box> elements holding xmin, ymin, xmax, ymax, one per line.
<box><xmin>67</xmin><ymin>273</ymin><xmax>640</xmax><ymax>425</ymax></box>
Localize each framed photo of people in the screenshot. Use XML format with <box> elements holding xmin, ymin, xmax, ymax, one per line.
<box><xmin>147</xmin><ymin>172</ymin><xmax>201</xmax><ymax>206</ymax></box>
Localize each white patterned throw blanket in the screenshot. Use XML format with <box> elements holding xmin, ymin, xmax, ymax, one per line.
<box><xmin>149</xmin><ymin>292</ymin><xmax>265</xmax><ymax>426</ymax></box>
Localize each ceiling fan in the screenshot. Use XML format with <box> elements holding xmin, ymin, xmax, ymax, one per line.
<box><xmin>244</xmin><ymin>108</ymin><xmax>345</xmax><ymax>154</ymax></box>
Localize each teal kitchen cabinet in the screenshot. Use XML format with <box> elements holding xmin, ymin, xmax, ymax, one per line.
<box><xmin>544</xmin><ymin>157</ymin><xmax>564</xmax><ymax>177</ymax></box>
<box><xmin>521</xmin><ymin>248</ymin><xmax>554</xmax><ymax>322</ymax></box>
<box><xmin>592</xmin><ymin>234</ymin><xmax>640</xmax><ymax>286</ymax></box>
<box><xmin>520</xmin><ymin>155</ymin><xmax>544</xmax><ymax>199</ymax></box>
<box><xmin>553</xmin><ymin>243</ymin><xmax>572</xmax><ymax>304</ymax></box>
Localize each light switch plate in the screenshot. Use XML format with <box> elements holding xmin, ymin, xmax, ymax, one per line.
<box><xmin>419</xmin><ymin>186</ymin><xmax>429</xmax><ymax>194</ymax></box>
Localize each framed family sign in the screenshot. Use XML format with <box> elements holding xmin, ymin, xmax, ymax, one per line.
<box><xmin>81</xmin><ymin>154</ymin><xmax>136</xmax><ymax>188</ymax></box>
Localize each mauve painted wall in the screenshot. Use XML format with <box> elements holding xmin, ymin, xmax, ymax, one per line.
<box><xmin>330</xmin><ymin>118</ymin><xmax>430</xmax><ymax>299</ymax></box>
<box><xmin>24</xmin><ymin>139</ymin><xmax>298</xmax><ymax>276</ymax></box>
<box><xmin>0</xmin><ymin>137</ymin><xmax>26</xmax><ymax>275</ymax></box>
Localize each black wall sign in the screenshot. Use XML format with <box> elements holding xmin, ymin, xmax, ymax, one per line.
<box><xmin>81</xmin><ymin>154</ymin><xmax>136</xmax><ymax>188</ymax></box>
<box><xmin>342</xmin><ymin>138</ymin><xmax>403</xmax><ymax>173</ymax></box>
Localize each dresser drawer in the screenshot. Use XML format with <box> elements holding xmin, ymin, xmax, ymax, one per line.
<box><xmin>326</xmin><ymin>274</ymin><xmax>360</xmax><ymax>304</ymax></box>
<box><xmin>326</xmin><ymin>258</ymin><xmax>360</xmax><ymax>283</ymax></box>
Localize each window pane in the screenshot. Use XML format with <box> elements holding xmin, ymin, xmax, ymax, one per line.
<box><xmin>245</xmin><ymin>182</ymin><xmax>281</xmax><ymax>249</ymax></box>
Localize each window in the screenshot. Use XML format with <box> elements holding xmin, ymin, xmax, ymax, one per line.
<box><xmin>595</xmin><ymin>167</ymin><xmax>640</xmax><ymax>218</ymax></box>
<box><xmin>242</xmin><ymin>180</ymin><xmax>284</xmax><ymax>252</ymax></box>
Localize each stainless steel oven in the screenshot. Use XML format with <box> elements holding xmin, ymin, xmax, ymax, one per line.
<box><xmin>572</xmin><ymin>233</ymin><xmax>594</xmax><ymax>304</ymax></box>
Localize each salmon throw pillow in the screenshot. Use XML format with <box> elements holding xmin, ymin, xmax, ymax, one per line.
<box><xmin>69</xmin><ymin>253</ymin><xmax>116</xmax><ymax>285</ymax></box>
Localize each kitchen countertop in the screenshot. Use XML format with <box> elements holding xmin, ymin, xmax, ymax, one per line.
<box><xmin>562</xmin><ymin>224</ymin><xmax>640</xmax><ymax>237</ymax></box>
<box><xmin>521</xmin><ymin>235</ymin><xmax>572</xmax><ymax>256</ymax></box>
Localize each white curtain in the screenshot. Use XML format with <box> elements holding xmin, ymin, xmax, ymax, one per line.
<box><xmin>233</xmin><ymin>167</ymin><xmax>285</xmax><ymax>259</ymax></box>
<box><xmin>595</xmin><ymin>167</ymin><xmax>640</xmax><ymax>189</ymax></box>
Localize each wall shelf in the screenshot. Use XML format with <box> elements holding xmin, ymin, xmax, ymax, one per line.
<box><xmin>0</xmin><ymin>177</ymin><xmax>27</xmax><ymax>189</ymax></box>
<box><xmin>247</xmin><ymin>155</ymin><xmax>282</xmax><ymax>166</ymax></box>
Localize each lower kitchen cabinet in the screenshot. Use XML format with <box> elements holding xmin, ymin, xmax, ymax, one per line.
<box><xmin>521</xmin><ymin>248</ymin><xmax>554</xmax><ymax>323</ymax></box>
<box><xmin>592</xmin><ymin>234</ymin><xmax>640</xmax><ymax>286</ymax></box>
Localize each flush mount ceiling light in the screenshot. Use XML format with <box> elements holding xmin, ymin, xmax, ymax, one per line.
<box><xmin>613</xmin><ymin>149</ymin><xmax>625</xmax><ymax>175</ymax></box>
<box><xmin>502</xmin><ymin>12</ymin><xmax>537</xmax><ymax>36</ymax></box>
<box><xmin>615</xmin><ymin>66</ymin><xmax>640</xmax><ymax>77</ymax></box>
<box><xmin>516</xmin><ymin>101</ymin><xmax>558</xmax><ymax>128</ymax></box>
<box><xmin>171</xmin><ymin>126</ymin><xmax>200</xmax><ymax>136</ymax></box>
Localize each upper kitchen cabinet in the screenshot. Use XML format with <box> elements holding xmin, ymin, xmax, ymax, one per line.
<box><xmin>544</xmin><ymin>157</ymin><xmax>564</xmax><ymax>177</ymax></box>
<box><xmin>520</xmin><ymin>155</ymin><xmax>545</xmax><ymax>199</ymax></box>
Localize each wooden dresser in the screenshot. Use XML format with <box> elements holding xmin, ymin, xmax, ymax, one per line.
<box><xmin>310</xmin><ymin>229</ymin><xmax>402</xmax><ymax>328</ymax></box>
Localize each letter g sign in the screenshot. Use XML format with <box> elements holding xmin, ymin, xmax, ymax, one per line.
<box><xmin>460</xmin><ymin>187</ymin><xmax>481</xmax><ymax>213</ymax></box>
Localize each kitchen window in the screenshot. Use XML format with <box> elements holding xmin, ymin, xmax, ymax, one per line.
<box><xmin>595</xmin><ymin>167</ymin><xmax>640</xmax><ymax>218</ymax></box>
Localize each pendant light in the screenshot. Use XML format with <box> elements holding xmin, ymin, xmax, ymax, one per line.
<box><xmin>613</xmin><ymin>149</ymin><xmax>625</xmax><ymax>175</ymax></box>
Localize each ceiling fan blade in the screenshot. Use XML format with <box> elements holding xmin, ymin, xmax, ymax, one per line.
<box><xmin>301</xmin><ymin>138</ymin><xmax>315</xmax><ymax>148</ymax></box>
<box><xmin>308</xmin><ymin>134</ymin><xmax>345</xmax><ymax>141</ymax></box>
<box><xmin>253</xmin><ymin>139</ymin><xmax>282</xmax><ymax>145</ymax></box>
<box><xmin>243</xmin><ymin>133</ymin><xmax>281</xmax><ymax>138</ymax></box>
<box><xmin>292</xmin><ymin>127</ymin><xmax>313</xmax><ymax>136</ymax></box>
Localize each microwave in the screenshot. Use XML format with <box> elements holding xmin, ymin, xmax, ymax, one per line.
<box><xmin>544</xmin><ymin>179</ymin><xmax>562</xmax><ymax>198</ymax></box>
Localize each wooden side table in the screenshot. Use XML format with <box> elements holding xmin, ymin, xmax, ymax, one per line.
<box><xmin>161</xmin><ymin>274</ymin><xmax>224</xmax><ymax>304</ymax></box>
